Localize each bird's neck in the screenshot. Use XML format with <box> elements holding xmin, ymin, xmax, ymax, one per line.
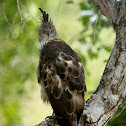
<box><xmin>39</xmin><ymin>36</ymin><xmax>58</xmax><ymax>50</ymax></box>
<box><xmin>40</xmin><ymin>39</ymin><xmax>49</xmax><ymax>50</ymax></box>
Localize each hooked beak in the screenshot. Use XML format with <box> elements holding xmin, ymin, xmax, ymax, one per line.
<box><xmin>46</xmin><ymin>31</ymin><xmax>50</xmax><ymax>37</ymax></box>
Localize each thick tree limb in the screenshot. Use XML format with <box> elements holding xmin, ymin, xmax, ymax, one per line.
<box><xmin>36</xmin><ymin>0</ymin><xmax>126</xmax><ymax>126</ymax></box>
<box><xmin>79</xmin><ymin>0</ymin><xmax>126</xmax><ymax>126</ymax></box>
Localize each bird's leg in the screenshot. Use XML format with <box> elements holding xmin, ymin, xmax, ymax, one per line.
<box><xmin>69</xmin><ymin>113</ymin><xmax>77</xmax><ymax>126</ymax></box>
<box><xmin>36</xmin><ymin>113</ymin><xmax>58</xmax><ymax>126</ymax></box>
<box><xmin>44</xmin><ymin>112</ymin><xmax>59</xmax><ymax>125</ymax></box>
<box><xmin>45</xmin><ymin>111</ymin><xmax>57</xmax><ymax>120</ymax></box>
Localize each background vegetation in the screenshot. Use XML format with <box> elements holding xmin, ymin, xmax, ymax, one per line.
<box><xmin>0</xmin><ymin>0</ymin><xmax>125</xmax><ymax>126</ymax></box>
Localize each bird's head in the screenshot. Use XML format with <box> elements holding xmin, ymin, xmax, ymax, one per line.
<box><xmin>38</xmin><ymin>8</ymin><xmax>58</xmax><ymax>42</ymax></box>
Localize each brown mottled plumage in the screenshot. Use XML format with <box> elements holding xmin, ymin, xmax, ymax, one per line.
<box><xmin>37</xmin><ymin>8</ymin><xmax>86</xmax><ymax>126</ymax></box>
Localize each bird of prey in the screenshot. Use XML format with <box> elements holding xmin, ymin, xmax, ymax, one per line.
<box><xmin>37</xmin><ymin>8</ymin><xmax>86</xmax><ymax>126</ymax></box>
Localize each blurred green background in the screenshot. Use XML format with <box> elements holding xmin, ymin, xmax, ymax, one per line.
<box><xmin>0</xmin><ymin>0</ymin><xmax>125</xmax><ymax>126</ymax></box>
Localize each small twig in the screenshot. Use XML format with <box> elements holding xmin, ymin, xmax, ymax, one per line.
<box><xmin>12</xmin><ymin>11</ymin><xmax>19</xmax><ymax>28</ymax></box>
<box><xmin>14</xmin><ymin>35</ymin><xmax>27</xmax><ymax>48</ymax></box>
<box><xmin>93</xmin><ymin>11</ymin><xmax>99</xmax><ymax>41</ymax></box>
<box><xmin>0</xmin><ymin>15</ymin><xmax>30</xmax><ymax>48</ymax></box>
<box><xmin>17</xmin><ymin>0</ymin><xmax>39</xmax><ymax>26</ymax></box>
<box><xmin>17</xmin><ymin>0</ymin><xmax>35</xmax><ymax>65</ymax></box>
<box><xmin>17</xmin><ymin>0</ymin><xmax>26</xmax><ymax>32</ymax></box>
<box><xmin>0</xmin><ymin>4</ymin><xmax>18</xmax><ymax>65</ymax></box>
<box><xmin>17</xmin><ymin>0</ymin><xmax>23</xmax><ymax>23</ymax></box>
<box><xmin>1</xmin><ymin>5</ymin><xmax>17</xmax><ymax>46</ymax></box>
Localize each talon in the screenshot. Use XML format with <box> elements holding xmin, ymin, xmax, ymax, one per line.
<box><xmin>45</xmin><ymin>116</ymin><xmax>57</xmax><ymax>120</ymax></box>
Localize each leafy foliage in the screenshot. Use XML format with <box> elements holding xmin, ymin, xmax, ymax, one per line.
<box><xmin>108</xmin><ymin>102</ymin><xmax>126</xmax><ymax>126</ymax></box>
<box><xmin>78</xmin><ymin>0</ymin><xmax>112</xmax><ymax>58</ymax></box>
<box><xmin>0</xmin><ymin>0</ymin><xmax>39</xmax><ymax>125</ymax></box>
<box><xmin>78</xmin><ymin>0</ymin><xmax>126</xmax><ymax>125</ymax></box>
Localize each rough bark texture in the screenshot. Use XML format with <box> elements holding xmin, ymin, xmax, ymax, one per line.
<box><xmin>36</xmin><ymin>0</ymin><xmax>126</xmax><ymax>126</ymax></box>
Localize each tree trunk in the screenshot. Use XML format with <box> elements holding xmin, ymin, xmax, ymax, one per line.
<box><xmin>36</xmin><ymin>0</ymin><xmax>126</xmax><ymax>126</ymax></box>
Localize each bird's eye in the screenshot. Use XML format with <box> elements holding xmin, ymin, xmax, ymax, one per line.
<box><xmin>51</xmin><ymin>30</ymin><xmax>55</xmax><ymax>33</ymax></box>
<box><xmin>42</xmin><ymin>30</ymin><xmax>45</xmax><ymax>33</ymax></box>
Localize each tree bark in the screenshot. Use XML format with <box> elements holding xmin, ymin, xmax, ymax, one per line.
<box><xmin>36</xmin><ymin>0</ymin><xmax>126</xmax><ymax>126</ymax></box>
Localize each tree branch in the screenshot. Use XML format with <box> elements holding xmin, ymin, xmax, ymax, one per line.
<box><xmin>91</xmin><ymin>0</ymin><xmax>115</xmax><ymax>24</ymax></box>
<box><xmin>36</xmin><ymin>0</ymin><xmax>126</xmax><ymax>125</ymax></box>
<box><xmin>79</xmin><ymin>0</ymin><xmax>126</xmax><ymax>126</ymax></box>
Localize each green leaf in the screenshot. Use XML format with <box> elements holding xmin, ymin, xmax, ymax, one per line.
<box><xmin>103</xmin><ymin>45</ymin><xmax>112</xmax><ymax>52</ymax></box>
<box><xmin>88</xmin><ymin>49</ymin><xmax>98</xmax><ymax>60</ymax></box>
